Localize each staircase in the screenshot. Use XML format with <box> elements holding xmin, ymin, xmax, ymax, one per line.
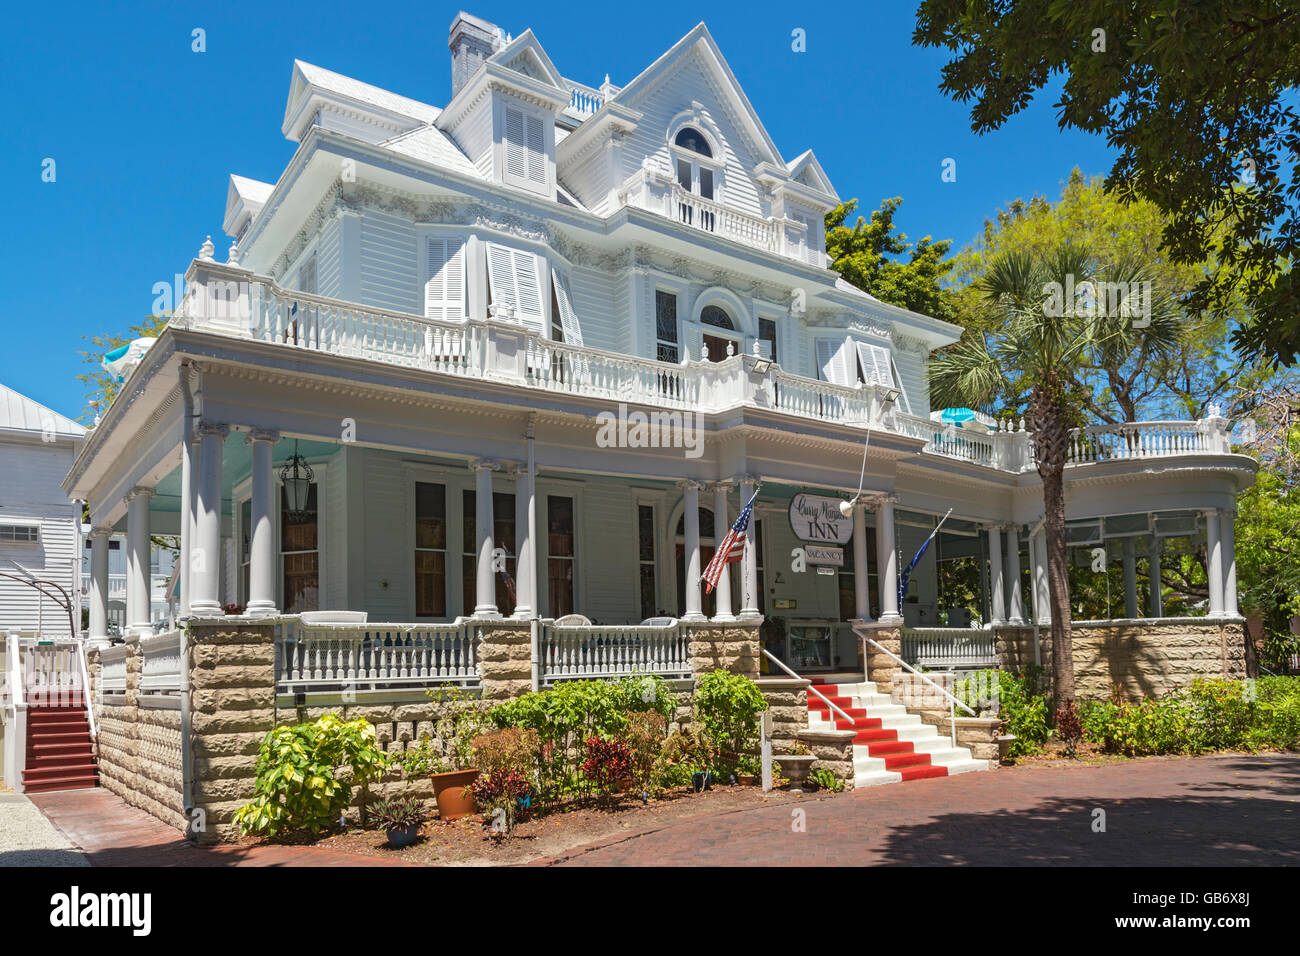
<box><xmin>807</xmin><ymin>677</ymin><xmax>988</xmax><ymax>788</ymax></box>
<box><xmin>21</xmin><ymin>700</ymin><xmax>99</xmax><ymax>794</ymax></box>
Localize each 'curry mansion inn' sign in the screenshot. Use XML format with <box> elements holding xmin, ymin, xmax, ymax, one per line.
<box><xmin>789</xmin><ymin>493</ymin><xmax>852</xmax><ymax>567</ymax></box>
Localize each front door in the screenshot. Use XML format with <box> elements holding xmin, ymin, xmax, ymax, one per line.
<box><xmin>703</xmin><ymin>334</ymin><xmax>734</xmax><ymax>362</ymax></box>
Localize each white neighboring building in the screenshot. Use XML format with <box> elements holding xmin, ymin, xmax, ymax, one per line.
<box><xmin>0</xmin><ymin>384</ymin><xmax>86</xmax><ymax>638</ymax></box>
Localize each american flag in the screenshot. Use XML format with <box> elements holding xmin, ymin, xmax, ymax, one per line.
<box><xmin>703</xmin><ymin>490</ymin><xmax>759</xmax><ymax>593</ymax></box>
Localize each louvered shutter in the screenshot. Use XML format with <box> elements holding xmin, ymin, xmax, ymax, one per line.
<box><xmin>550</xmin><ymin>268</ymin><xmax>584</xmax><ymax>347</ymax></box>
<box><xmin>682</xmin><ymin>322</ymin><xmax>703</xmax><ymax>363</ymax></box>
<box><xmin>526</xmin><ymin>114</ymin><xmax>546</xmax><ymax>184</ymax></box>
<box><xmin>504</xmin><ymin>106</ymin><xmax>526</xmax><ymax>181</ymax></box>
<box><xmin>486</xmin><ymin>243</ymin><xmax>545</xmax><ymax>336</ymax></box>
<box><xmin>854</xmin><ymin>341</ymin><xmax>895</xmax><ymax>389</ymax></box>
<box><xmin>817</xmin><ymin>337</ymin><xmax>855</xmax><ymax>385</ymax></box>
<box><xmin>424</xmin><ymin>238</ymin><xmax>466</xmax><ymax>322</ymax></box>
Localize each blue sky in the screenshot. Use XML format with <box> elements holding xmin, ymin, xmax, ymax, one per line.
<box><xmin>0</xmin><ymin>0</ymin><xmax>1115</xmax><ymax>420</ymax></box>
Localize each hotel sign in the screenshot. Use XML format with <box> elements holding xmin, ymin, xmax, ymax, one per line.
<box><xmin>806</xmin><ymin>545</ymin><xmax>844</xmax><ymax>567</ymax></box>
<box><xmin>788</xmin><ymin>493</ymin><xmax>853</xmax><ymax>545</ymax></box>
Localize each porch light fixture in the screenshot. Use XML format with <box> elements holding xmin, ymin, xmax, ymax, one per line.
<box><xmin>279</xmin><ymin>440</ymin><xmax>315</xmax><ymax>521</ymax></box>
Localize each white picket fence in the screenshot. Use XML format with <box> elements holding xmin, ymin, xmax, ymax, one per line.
<box><xmin>538</xmin><ymin>622</ymin><xmax>690</xmax><ymax>684</ymax></box>
<box><xmin>274</xmin><ymin>619</ymin><xmax>479</xmax><ymax>692</ymax></box>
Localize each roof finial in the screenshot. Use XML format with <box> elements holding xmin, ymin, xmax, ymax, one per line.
<box><xmin>227</xmin><ymin>240</ymin><xmax>240</xmax><ymax>265</ymax></box>
<box><xmin>199</xmin><ymin>235</ymin><xmax>215</xmax><ymax>261</ymax></box>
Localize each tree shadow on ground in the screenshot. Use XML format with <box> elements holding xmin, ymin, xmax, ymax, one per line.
<box><xmin>875</xmin><ymin>791</ymin><xmax>1300</xmax><ymax>866</ymax></box>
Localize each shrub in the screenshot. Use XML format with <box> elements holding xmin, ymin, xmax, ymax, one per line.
<box><xmin>234</xmin><ymin>714</ymin><xmax>388</xmax><ymax>837</ymax></box>
<box><xmin>657</xmin><ymin>726</ymin><xmax>714</xmax><ymax>789</ymax></box>
<box><xmin>693</xmin><ymin>670</ymin><xmax>768</xmax><ymax>774</ymax></box>
<box><xmin>472</xmin><ymin>727</ymin><xmax>540</xmax><ymax>775</ymax></box>
<box><xmin>808</xmin><ymin>767</ymin><xmax>845</xmax><ymax>792</ymax></box>
<box><xmin>369</xmin><ymin>796</ymin><xmax>425</xmax><ymax>831</ymax></box>
<box><xmin>620</xmin><ymin>710</ymin><xmax>668</xmax><ymax>795</ymax></box>
<box><xmin>1054</xmin><ymin>701</ymin><xmax>1084</xmax><ymax>756</ymax></box>
<box><xmin>581</xmin><ymin>736</ymin><xmax>634</xmax><ymax>801</ymax></box>
<box><xmin>1183</xmin><ymin>678</ymin><xmax>1255</xmax><ymax>751</ymax></box>
<box><xmin>956</xmin><ymin>669</ymin><xmax>1048</xmax><ymax>757</ymax></box>
<box><xmin>1249</xmin><ymin>677</ymin><xmax>1300</xmax><ymax>750</ymax></box>
<box><xmin>469</xmin><ymin>768</ymin><xmax>531</xmax><ymax>833</ymax></box>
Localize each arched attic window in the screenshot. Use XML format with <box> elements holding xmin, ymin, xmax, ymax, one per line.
<box><xmin>700</xmin><ymin>305</ymin><xmax>734</xmax><ymax>330</ymax></box>
<box><xmin>674</xmin><ymin>126</ymin><xmax>712</xmax><ymax>157</ymax></box>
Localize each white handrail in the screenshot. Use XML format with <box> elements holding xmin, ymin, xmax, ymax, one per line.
<box><xmin>761</xmin><ymin>647</ymin><xmax>854</xmax><ymax>725</ymax></box>
<box><xmin>855</xmin><ymin>625</ymin><xmax>976</xmax><ymax>717</ymax></box>
<box><xmin>75</xmin><ymin>641</ymin><xmax>96</xmax><ymax>739</ymax></box>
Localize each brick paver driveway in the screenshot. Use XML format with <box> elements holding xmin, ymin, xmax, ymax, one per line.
<box><xmin>541</xmin><ymin>753</ymin><xmax>1300</xmax><ymax>866</ymax></box>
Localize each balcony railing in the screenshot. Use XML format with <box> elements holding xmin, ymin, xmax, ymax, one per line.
<box><xmin>538</xmin><ymin>621</ymin><xmax>691</xmax><ymax>685</ymax></box>
<box><xmin>174</xmin><ymin>262</ymin><xmax>1238</xmax><ymax>474</ymax></box>
<box><xmin>273</xmin><ymin>618</ymin><xmax>479</xmax><ymax>693</ymax></box>
<box><xmin>901</xmin><ymin>628</ymin><xmax>997</xmax><ymax>669</ymax></box>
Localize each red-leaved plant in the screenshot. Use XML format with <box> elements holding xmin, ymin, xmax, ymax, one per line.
<box><xmin>581</xmin><ymin>736</ymin><xmax>633</xmax><ymax>803</ymax></box>
<box><xmin>1055</xmin><ymin>700</ymin><xmax>1084</xmax><ymax>757</ymax></box>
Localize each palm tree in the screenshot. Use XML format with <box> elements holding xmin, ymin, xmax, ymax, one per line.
<box><xmin>930</xmin><ymin>242</ymin><xmax>1181</xmax><ymax>716</ymax></box>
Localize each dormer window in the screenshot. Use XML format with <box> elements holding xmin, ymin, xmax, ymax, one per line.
<box><xmin>668</xmin><ymin>121</ymin><xmax>722</xmax><ymax>210</ymax></box>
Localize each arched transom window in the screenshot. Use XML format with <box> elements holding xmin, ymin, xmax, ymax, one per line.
<box><xmin>674</xmin><ymin>126</ymin><xmax>712</xmax><ymax>157</ymax></box>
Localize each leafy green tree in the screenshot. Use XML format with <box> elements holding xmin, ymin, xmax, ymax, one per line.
<box><xmin>949</xmin><ymin>170</ymin><xmax>1281</xmax><ymax>423</ymax></box>
<box><xmin>930</xmin><ymin>242</ymin><xmax>1181</xmax><ymax>714</ymax></box>
<box><xmin>825</xmin><ymin>198</ymin><xmax>958</xmax><ymax>322</ymax></box>
<box><xmin>914</xmin><ymin>0</ymin><xmax>1300</xmax><ymax>365</ymax></box>
<box><xmin>77</xmin><ymin>314</ymin><xmax>168</xmax><ymax>422</ymax></box>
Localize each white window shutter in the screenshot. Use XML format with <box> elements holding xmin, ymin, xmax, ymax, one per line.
<box><xmin>504</xmin><ymin>106</ymin><xmax>526</xmax><ymax>181</ymax></box>
<box><xmin>425</xmin><ymin>238</ymin><xmax>466</xmax><ymax>321</ymax></box>
<box><xmin>549</xmin><ymin>268</ymin><xmax>584</xmax><ymax>347</ymax></box>
<box><xmin>526</xmin><ymin>114</ymin><xmax>546</xmax><ymax>184</ymax></box>
<box><xmin>855</xmin><ymin>341</ymin><xmax>895</xmax><ymax>389</ymax></box>
<box><xmin>817</xmin><ymin>338</ymin><xmax>854</xmax><ymax>386</ymax></box>
<box><xmin>486</xmin><ymin>242</ymin><xmax>545</xmax><ymax>337</ymax></box>
<box><xmin>682</xmin><ymin>322</ymin><xmax>703</xmax><ymax>363</ymax></box>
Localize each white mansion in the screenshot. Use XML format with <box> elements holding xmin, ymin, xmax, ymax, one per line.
<box><xmin>66</xmin><ymin>13</ymin><xmax>1255</xmax><ymax>677</ymax></box>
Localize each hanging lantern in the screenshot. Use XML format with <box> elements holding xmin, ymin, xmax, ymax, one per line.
<box><xmin>279</xmin><ymin>440</ymin><xmax>315</xmax><ymax>520</ymax></box>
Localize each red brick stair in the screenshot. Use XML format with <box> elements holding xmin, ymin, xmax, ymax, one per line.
<box><xmin>22</xmin><ymin>702</ymin><xmax>99</xmax><ymax>794</ymax></box>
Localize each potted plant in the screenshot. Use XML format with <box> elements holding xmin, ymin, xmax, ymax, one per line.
<box><xmin>776</xmin><ymin>741</ymin><xmax>817</xmax><ymax>792</ymax></box>
<box><xmin>402</xmin><ymin>689</ymin><xmax>489</xmax><ymax>820</ymax></box>
<box><xmin>370</xmin><ymin>795</ymin><xmax>425</xmax><ymax>848</ymax></box>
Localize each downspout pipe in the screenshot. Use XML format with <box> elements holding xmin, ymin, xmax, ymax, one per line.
<box><xmin>178</xmin><ymin>362</ymin><xmax>196</xmax><ymax>837</ymax></box>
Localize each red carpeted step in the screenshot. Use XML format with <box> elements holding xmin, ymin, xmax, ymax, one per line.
<box><xmin>854</xmin><ymin>728</ymin><xmax>899</xmax><ymax>743</ymax></box>
<box><xmin>864</xmin><ymin>739</ymin><xmax>914</xmax><ymax>756</ymax></box>
<box><xmin>22</xmin><ymin>700</ymin><xmax>99</xmax><ymax>794</ymax></box>
<box><xmin>883</xmin><ymin>752</ymin><xmax>934</xmax><ymax>770</ymax></box>
<box><xmin>834</xmin><ymin>717</ymin><xmax>882</xmax><ymax>731</ymax></box>
<box><xmin>21</xmin><ymin>773</ymin><xmax>100</xmax><ymax>794</ymax></box>
<box><xmin>897</xmin><ymin>765</ymin><xmax>948</xmax><ymax>781</ymax></box>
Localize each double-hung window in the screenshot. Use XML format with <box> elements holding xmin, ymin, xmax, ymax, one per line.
<box><xmin>414</xmin><ymin>482</ymin><xmax>448</xmax><ymax>618</ymax></box>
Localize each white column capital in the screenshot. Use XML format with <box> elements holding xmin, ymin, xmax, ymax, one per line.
<box><xmin>245</xmin><ymin>428</ymin><xmax>281</xmax><ymax>445</ymax></box>
<box><xmin>469</xmin><ymin>458</ymin><xmax>500</xmax><ymax>473</ymax></box>
<box><xmin>873</xmin><ymin>494</ymin><xmax>900</xmax><ymax>509</ymax></box>
<box><xmin>124</xmin><ymin>485</ymin><xmax>155</xmax><ymax>504</ymax></box>
<box><xmin>706</xmin><ymin>478</ymin><xmax>733</xmax><ymax>493</ymax></box>
<box><xmin>88</xmin><ymin>525</ymin><xmax>114</xmax><ymax>541</ymax></box>
<box><xmin>197</xmin><ymin>421</ymin><xmax>231</xmax><ymax>440</ymax></box>
<box><xmin>679</xmin><ymin>478</ymin><xmax>706</xmax><ymax>492</ymax></box>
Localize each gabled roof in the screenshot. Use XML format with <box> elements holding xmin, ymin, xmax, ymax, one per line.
<box><xmin>283</xmin><ymin>59</ymin><xmax>441</xmax><ymax>141</ymax></box>
<box><xmin>786</xmin><ymin>150</ymin><xmax>837</xmax><ymax>200</ymax></box>
<box><xmin>611</xmin><ymin>23</ymin><xmax>785</xmax><ymax>169</ymax></box>
<box><xmin>488</xmin><ymin>29</ymin><xmax>566</xmax><ymax>92</ymax></box>
<box><xmin>223</xmin><ymin>174</ymin><xmax>276</xmax><ymax>237</ymax></box>
<box><xmin>0</xmin><ymin>384</ymin><xmax>86</xmax><ymax>438</ymax></box>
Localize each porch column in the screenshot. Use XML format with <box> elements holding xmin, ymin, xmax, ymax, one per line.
<box><xmin>245</xmin><ymin>429</ymin><xmax>280</xmax><ymax>618</ymax></box>
<box><xmin>1205</xmin><ymin>508</ymin><xmax>1224</xmax><ymax>617</ymax></box>
<box><xmin>472</xmin><ymin>459</ymin><xmax>500</xmax><ymax>619</ymax></box>
<box><xmin>1004</xmin><ymin>524</ymin><xmax>1025</xmax><ymax>624</ymax></box>
<box><xmin>681</xmin><ymin>480</ymin><xmax>704</xmax><ymax>622</ymax></box>
<box><xmin>710</xmin><ymin>482</ymin><xmax>735</xmax><ymax>621</ymax></box>
<box><xmin>851</xmin><ymin>502</ymin><xmax>872</xmax><ymax>622</ymax></box>
<box><xmin>875</xmin><ymin>495</ymin><xmax>901</xmax><ymax>623</ymax></box>
<box><xmin>1031</xmin><ymin>529</ymin><xmax>1051</xmax><ymax>625</ymax></box>
<box><xmin>1223</xmin><ymin>509</ymin><xmax>1238</xmax><ymax>617</ymax></box>
<box><xmin>513</xmin><ymin>431</ymin><xmax>536</xmax><ymax>619</ymax></box>
<box><xmin>737</xmin><ymin>476</ymin><xmax>761</xmax><ymax>621</ymax></box>
<box><xmin>987</xmin><ymin>525</ymin><xmax>1006</xmax><ymax>626</ymax></box>
<box><xmin>191</xmin><ymin>422</ymin><xmax>229</xmax><ymax>617</ymax></box>
<box><xmin>1148</xmin><ymin>534</ymin><xmax>1164</xmax><ymax>618</ymax></box>
<box><xmin>125</xmin><ymin>486</ymin><xmax>154</xmax><ymax>637</ymax></box>
<box><xmin>88</xmin><ymin>527</ymin><xmax>111</xmax><ymax>646</ymax></box>
<box><xmin>179</xmin><ymin>433</ymin><xmax>195</xmax><ymax>616</ymax></box>
<box><xmin>1122</xmin><ymin>537</ymin><xmax>1139</xmax><ymax>619</ymax></box>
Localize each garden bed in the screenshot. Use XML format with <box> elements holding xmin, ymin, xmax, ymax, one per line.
<box><xmin>255</xmin><ymin>783</ymin><xmax>828</xmax><ymax>866</ymax></box>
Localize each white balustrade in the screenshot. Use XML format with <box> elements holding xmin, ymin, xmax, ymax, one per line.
<box><xmin>139</xmin><ymin>630</ymin><xmax>183</xmax><ymax>695</ymax></box>
<box><xmin>275</xmin><ymin>619</ymin><xmax>479</xmax><ymax>692</ymax></box>
<box><xmin>1067</xmin><ymin>421</ymin><xmax>1210</xmax><ymax>463</ymax></box>
<box><xmin>538</xmin><ymin>622</ymin><xmax>690</xmax><ymax>684</ymax></box>
<box><xmin>99</xmin><ymin>645</ymin><xmax>128</xmax><ymax>694</ymax></box>
<box><xmin>900</xmin><ymin>628</ymin><xmax>997</xmax><ymax>668</ymax></box>
<box><xmin>669</xmin><ymin>185</ymin><xmax>780</xmax><ymax>253</ymax></box>
<box><xmin>21</xmin><ymin>638</ymin><xmax>86</xmax><ymax>708</ymax></box>
<box><xmin>568</xmin><ymin>85</ymin><xmax>602</xmax><ymax>117</ymax></box>
<box><xmin>895</xmin><ymin>414</ymin><xmax>997</xmax><ymax>467</ymax></box>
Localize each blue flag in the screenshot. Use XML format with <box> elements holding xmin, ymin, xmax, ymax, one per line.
<box><xmin>897</xmin><ymin>509</ymin><xmax>953</xmax><ymax>608</ymax></box>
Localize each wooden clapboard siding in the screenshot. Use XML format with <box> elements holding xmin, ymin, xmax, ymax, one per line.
<box><xmin>359</xmin><ymin>210</ymin><xmax>420</xmax><ymax>314</ymax></box>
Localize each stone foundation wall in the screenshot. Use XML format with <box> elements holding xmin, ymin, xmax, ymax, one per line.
<box><xmin>862</xmin><ymin>627</ymin><xmax>903</xmax><ymax>688</ymax></box>
<box><xmin>685</xmin><ymin>622</ymin><xmax>759</xmax><ymax>678</ymax></box>
<box><xmin>795</xmin><ymin>728</ymin><xmax>856</xmax><ymax>788</ymax></box>
<box><xmin>756</xmin><ymin>677</ymin><xmax>807</xmax><ymax>754</ymax></box>
<box><xmin>88</xmin><ymin>639</ymin><xmax>186</xmax><ymax>829</ymax></box>
<box><xmin>995</xmin><ymin>618</ymin><xmax>1249</xmax><ymax>700</ymax></box>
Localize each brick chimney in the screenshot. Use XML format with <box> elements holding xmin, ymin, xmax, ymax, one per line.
<box><xmin>449</xmin><ymin>11</ymin><xmax>504</xmax><ymax>97</ymax></box>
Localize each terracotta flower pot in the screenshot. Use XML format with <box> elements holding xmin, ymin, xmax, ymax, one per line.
<box><xmin>431</xmin><ymin>769</ymin><xmax>480</xmax><ymax>820</ymax></box>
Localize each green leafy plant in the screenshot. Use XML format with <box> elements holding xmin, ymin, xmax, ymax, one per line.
<box><xmin>808</xmin><ymin>767</ymin><xmax>845</xmax><ymax>793</ymax></box>
<box><xmin>657</xmin><ymin>727</ymin><xmax>715</xmax><ymax>789</ymax></box>
<box><xmin>424</xmin><ymin>687</ymin><xmax>491</xmax><ymax>773</ymax></box>
<box><xmin>620</xmin><ymin>710</ymin><xmax>668</xmax><ymax>795</ymax></box>
<box><xmin>369</xmin><ymin>795</ymin><xmax>425</xmax><ymax>832</ymax></box>
<box><xmin>693</xmin><ymin>669</ymin><xmax>768</xmax><ymax>776</ymax></box>
<box><xmin>234</xmin><ymin>714</ymin><xmax>388</xmax><ymax>837</ymax></box>
<box><xmin>957</xmin><ymin>669</ymin><xmax>1049</xmax><ymax>757</ymax></box>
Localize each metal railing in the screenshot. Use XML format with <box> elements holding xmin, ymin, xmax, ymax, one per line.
<box><xmin>856</xmin><ymin>623</ymin><xmax>976</xmax><ymax>748</ymax></box>
<box><xmin>761</xmin><ymin>648</ymin><xmax>853</xmax><ymax>724</ymax></box>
